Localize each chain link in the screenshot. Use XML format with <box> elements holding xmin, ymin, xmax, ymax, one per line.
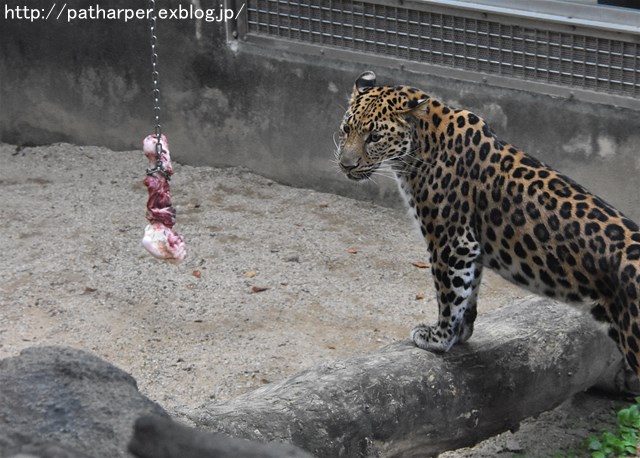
<box><xmin>147</xmin><ymin>0</ymin><xmax>170</xmax><ymax>180</ymax></box>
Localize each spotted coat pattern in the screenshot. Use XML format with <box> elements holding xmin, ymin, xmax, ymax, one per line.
<box><xmin>337</xmin><ymin>72</ymin><xmax>640</xmax><ymax>378</ymax></box>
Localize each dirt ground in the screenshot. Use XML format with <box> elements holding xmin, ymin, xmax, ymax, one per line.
<box><xmin>0</xmin><ymin>142</ymin><xmax>630</xmax><ymax>457</ymax></box>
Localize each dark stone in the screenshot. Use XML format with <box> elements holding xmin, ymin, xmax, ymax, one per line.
<box><xmin>0</xmin><ymin>346</ymin><xmax>168</xmax><ymax>458</ymax></box>
<box><xmin>129</xmin><ymin>415</ymin><xmax>314</xmax><ymax>458</ymax></box>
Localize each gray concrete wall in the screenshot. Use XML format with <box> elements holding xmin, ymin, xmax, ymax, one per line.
<box><xmin>1</xmin><ymin>0</ymin><xmax>639</xmax><ymax>219</ymax></box>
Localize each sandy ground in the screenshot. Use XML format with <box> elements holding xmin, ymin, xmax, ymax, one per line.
<box><xmin>0</xmin><ymin>142</ymin><xmax>629</xmax><ymax>457</ymax></box>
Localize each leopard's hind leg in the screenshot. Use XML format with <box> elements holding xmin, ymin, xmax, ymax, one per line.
<box><xmin>593</xmin><ymin>297</ymin><xmax>640</xmax><ymax>383</ymax></box>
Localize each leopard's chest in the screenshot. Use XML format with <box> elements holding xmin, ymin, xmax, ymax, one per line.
<box><xmin>396</xmin><ymin>167</ymin><xmax>471</xmax><ymax>244</ymax></box>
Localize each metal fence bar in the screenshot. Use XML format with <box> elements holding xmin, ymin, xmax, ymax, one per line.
<box><xmin>244</xmin><ymin>0</ymin><xmax>639</xmax><ymax>98</ymax></box>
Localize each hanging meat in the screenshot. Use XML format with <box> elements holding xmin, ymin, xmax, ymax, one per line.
<box><xmin>141</xmin><ymin>134</ymin><xmax>186</xmax><ymax>263</ymax></box>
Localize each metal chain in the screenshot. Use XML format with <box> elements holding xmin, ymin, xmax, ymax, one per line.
<box><xmin>147</xmin><ymin>0</ymin><xmax>169</xmax><ymax>180</ymax></box>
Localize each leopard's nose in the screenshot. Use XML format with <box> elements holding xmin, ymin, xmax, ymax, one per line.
<box><xmin>339</xmin><ymin>158</ymin><xmax>358</xmax><ymax>171</ymax></box>
<box><xmin>339</xmin><ymin>151</ymin><xmax>359</xmax><ymax>170</ymax></box>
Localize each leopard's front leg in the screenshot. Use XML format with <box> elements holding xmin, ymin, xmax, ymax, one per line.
<box><xmin>411</xmin><ymin>238</ymin><xmax>481</xmax><ymax>352</ymax></box>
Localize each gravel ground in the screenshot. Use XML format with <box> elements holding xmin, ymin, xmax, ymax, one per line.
<box><xmin>0</xmin><ymin>142</ymin><xmax>629</xmax><ymax>457</ymax></box>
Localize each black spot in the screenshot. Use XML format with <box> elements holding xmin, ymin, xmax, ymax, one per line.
<box><xmin>512</xmin><ymin>273</ymin><xmax>529</xmax><ymax>286</ymax></box>
<box><xmin>500</xmin><ymin>156</ymin><xmax>514</xmax><ymax>173</ymax></box>
<box><xmin>490</xmin><ymin>209</ymin><xmax>503</xmax><ymax>226</ymax></box>
<box><xmin>446</xmin><ymin>123</ymin><xmax>455</xmax><ymax>136</ymax></box>
<box><xmin>573</xmin><ymin>270</ymin><xmax>589</xmax><ymax>285</ymax></box>
<box><xmin>511</xmin><ymin>209</ymin><xmax>526</xmax><ymax>227</ymax></box>
<box><xmin>491</xmin><ymin>185</ymin><xmax>501</xmax><ymax>203</ymax></box>
<box><xmin>468</xmin><ymin>113</ymin><xmax>479</xmax><ymax>125</ymax></box>
<box><xmin>534</xmin><ymin>224</ymin><xmax>550</xmax><ymax>243</ymax></box>
<box><xmin>591</xmin><ymin>304</ymin><xmax>608</xmax><ymax>321</ymax></box>
<box><xmin>470</xmin><ymin>164</ymin><xmax>480</xmax><ymax>180</ymax></box>
<box><xmin>472</xmin><ymin>130</ymin><xmax>482</xmax><ymax>146</ymax></box>
<box><xmin>479</xmin><ymin>142</ymin><xmax>491</xmax><ymax>160</ymax></box>
<box><xmin>559</xmin><ymin>202</ymin><xmax>572</xmax><ymax>219</ymax></box>
<box><xmin>486</xmin><ymin>226</ymin><xmax>497</xmax><ymax>241</ymax></box>
<box><xmin>500</xmin><ymin>250</ymin><xmax>512</xmax><ymax>265</ymax></box>
<box><xmin>465</xmin><ymin>149</ymin><xmax>475</xmax><ymax>166</ymax></box>
<box><xmin>526</xmin><ymin>202</ymin><xmax>541</xmax><ymax>220</ymax></box>
<box><xmin>512</xmin><ymin>167</ymin><xmax>526</xmax><ymax>179</ymax></box>
<box><xmin>539</xmin><ymin>269</ymin><xmax>556</xmax><ymax>287</ymax></box>
<box><xmin>627</xmin><ymin>244</ymin><xmax>640</xmax><ymax>261</ymax></box>
<box><xmin>587</xmin><ymin>208</ymin><xmax>609</xmax><ymax>223</ymax></box>
<box><xmin>514</xmin><ymin>242</ymin><xmax>527</xmax><ymax>258</ymax></box>
<box><xmin>605</xmin><ymin>224</ymin><xmax>625</xmax><ymax>241</ymax></box>
<box><xmin>521</xmin><ymin>263</ymin><xmax>535</xmax><ymax>279</ymax></box>
<box><xmin>523</xmin><ymin>234</ymin><xmax>537</xmax><ymax>251</ymax></box>
<box><xmin>546</xmin><ymin>253</ymin><xmax>564</xmax><ymax>275</ymax></box>
<box><xmin>543</xmin><ymin>196</ymin><xmax>558</xmax><ymax>211</ymax></box>
<box><xmin>622</xmin><ymin>218</ymin><xmax>639</xmax><ymax>232</ymax></box>
<box><xmin>441</xmin><ymin>173</ymin><xmax>452</xmax><ymax>189</ymax></box>
<box><xmin>527</xmin><ymin>180</ymin><xmax>544</xmax><ymax>196</ymax></box>
<box><xmin>584</xmin><ymin>222</ymin><xmax>600</xmax><ymax>236</ymax></box>
<box><xmin>484</xmin><ymin>242</ymin><xmax>494</xmax><ymax>255</ymax></box>
<box><xmin>520</xmin><ymin>156</ymin><xmax>542</xmax><ymax>167</ymax></box>
<box><xmin>457</xmin><ymin>116</ymin><xmax>466</xmax><ymax>128</ymax></box>
<box><xmin>503</xmin><ymin>224</ymin><xmax>515</xmax><ymax>240</ymax></box>
<box><xmin>555</xmin><ymin>245</ymin><xmax>574</xmax><ymax>265</ymax></box>
<box><xmin>548</xmin><ymin>214</ymin><xmax>560</xmax><ymax>231</ymax></box>
<box><xmin>432</xmin><ymin>114</ymin><xmax>442</xmax><ymax>128</ymax></box>
<box><xmin>564</xmin><ymin>221</ymin><xmax>581</xmax><ymax>239</ymax></box>
<box><xmin>582</xmin><ymin>252</ymin><xmax>597</xmax><ymax>275</ymax></box>
<box><xmin>549</xmin><ymin>178</ymin><xmax>572</xmax><ymax>198</ymax></box>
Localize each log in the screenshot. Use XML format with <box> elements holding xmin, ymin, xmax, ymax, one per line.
<box><xmin>189</xmin><ymin>297</ymin><xmax>623</xmax><ymax>457</ymax></box>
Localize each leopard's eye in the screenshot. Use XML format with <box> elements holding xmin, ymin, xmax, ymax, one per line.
<box><xmin>342</xmin><ymin>124</ymin><xmax>351</xmax><ymax>135</ymax></box>
<box><xmin>367</xmin><ymin>132</ymin><xmax>382</xmax><ymax>143</ymax></box>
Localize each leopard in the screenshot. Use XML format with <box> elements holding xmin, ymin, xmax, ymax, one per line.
<box><xmin>336</xmin><ymin>71</ymin><xmax>640</xmax><ymax>379</ymax></box>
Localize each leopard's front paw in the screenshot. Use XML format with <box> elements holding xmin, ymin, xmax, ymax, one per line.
<box><xmin>411</xmin><ymin>324</ymin><xmax>456</xmax><ymax>353</ymax></box>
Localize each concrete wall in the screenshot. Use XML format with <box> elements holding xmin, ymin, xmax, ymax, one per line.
<box><xmin>2</xmin><ymin>0</ymin><xmax>639</xmax><ymax>219</ymax></box>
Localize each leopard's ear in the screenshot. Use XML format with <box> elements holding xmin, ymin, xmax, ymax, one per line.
<box><xmin>353</xmin><ymin>71</ymin><xmax>377</xmax><ymax>96</ymax></box>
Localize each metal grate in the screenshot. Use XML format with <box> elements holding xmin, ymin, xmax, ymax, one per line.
<box><xmin>244</xmin><ymin>0</ymin><xmax>640</xmax><ymax>98</ymax></box>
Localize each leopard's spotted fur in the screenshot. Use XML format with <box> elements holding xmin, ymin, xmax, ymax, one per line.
<box><xmin>337</xmin><ymin>71</ymin><xmax>640</xmax><ymax>378</ymax></box>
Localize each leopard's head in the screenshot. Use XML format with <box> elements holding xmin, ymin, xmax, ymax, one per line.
<box><xmin>336</xmin><ymin>71</ymin><xmax>429</xmax><ymax>181</ymax></box>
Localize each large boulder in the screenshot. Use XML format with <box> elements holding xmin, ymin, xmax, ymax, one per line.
<box><xmin>0</xmin><ymin>346</ymin><xmax>168</xmax><ymax>458</ymax></box>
